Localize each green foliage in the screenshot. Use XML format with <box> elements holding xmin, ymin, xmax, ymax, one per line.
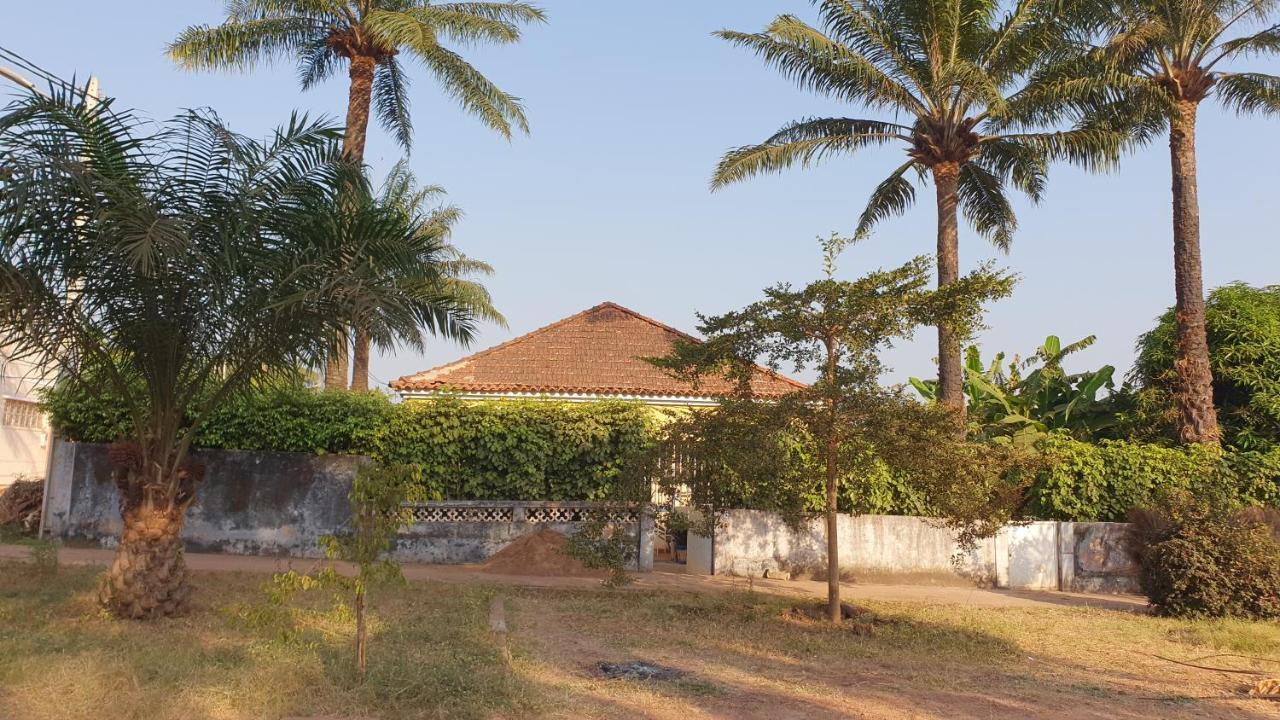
<box><xmin>169</xmin><ymin>1</ymin><xmax>546</xmax><ymax>144</ymax></box>
<box><xmin>711</xmin><ymin>1</ymin><xmax>1128</xmax><ymax>245</ymax></box>
<box><xmin>649</xmin><ymin>237</ymin><xmax>1027</xmax><ymax>623</ymax></box>
<box><xmin>1130</xmin><ymin>283</ymin><xmax>1280</xmax><ymax>450</ymax></box>
<box><xmin>1130</xmin><ymin>492</ymin><xmax>1280</xmax><ymax>619</ymax></box>
<box><xmin>563</xmin><ymin>515</ymin><xmax>638</xmax><ymax>588</ymax></box>
<box><xmin>1028</xmin><ymin>434</ymin><xmax>1280</xmax><ymax>521</ymax></box>
<box><xmin>912</xmin><ymin>335</ymin><xmax>1119</xmax><ymax>445</ymax></box>
<box><xmin>46</xmin><ymin>378</ymin><xmax>657</xmax><ymax>502</ymax></box>
<box><xmin>360</xmin><ymin>397</ymin><xmax>657</xmax><ymax>502</ymax></box>
<box><xmin>273</xmin><ymin>462</ymin><xmax>417</xmax><ymax>680</ymax></box>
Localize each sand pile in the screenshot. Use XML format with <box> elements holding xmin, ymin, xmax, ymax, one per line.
<box><xmin>481</xmin><ymin>529</ymin><xmax>605</xmax><ymax>577</ymax></box>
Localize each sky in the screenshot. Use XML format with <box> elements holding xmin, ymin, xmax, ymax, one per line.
<box><xmin>4</xmin><ymin>1</ymin><xmax>1278</xmax><ymax>391</ymax></box>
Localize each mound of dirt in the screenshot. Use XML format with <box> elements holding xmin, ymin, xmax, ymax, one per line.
<box><xmin>0</xmin><ymin>479</ymin><xmax>43</xmax><ymax>533</ymax></box>
<box><xmin>481</xmin><ymin>529</ymin><xmax>606</xmax><ymax>578</ymax></box>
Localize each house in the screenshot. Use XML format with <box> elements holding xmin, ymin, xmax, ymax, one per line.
<box><xmin>390</xmin><ymin>301</ymin><xmax>804</xmax><ymax>405</ymax></box>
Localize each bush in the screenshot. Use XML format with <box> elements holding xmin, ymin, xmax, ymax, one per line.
<box><xmin>1027</xmin><ymin>434</ymin><xmax>1280</xmax><ymax>521</ymax></box>
<box><xmin>45</xmin><ymin>379</ymin><xmax>658</xmax><ymax>501</ymax></box>
<box><xmin>1130</xmin><ymin>493</ymin><xmax>1280</xmax><ymax>619</ymax></box>
<box><xmin>364</xmin><ymin>397</ymin><xmax>657</xmax><ymax>501</ymax></box>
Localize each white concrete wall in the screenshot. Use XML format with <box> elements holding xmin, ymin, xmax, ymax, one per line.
<box><xmin>696</xmin><ymin>510</ymin><xmax>999</xmax><ymax>585</ymax></box>
<box><xmin>686</xmin><ymin>510</ymin><xmax>1135</xmax><ymax>592</ymax></box>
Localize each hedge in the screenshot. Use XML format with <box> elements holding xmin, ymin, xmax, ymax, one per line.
<box><xmin>44</xmin><ymin>381</ymin><xmax>1280</xmax><ymax>518</ymax></box>
<box><xmin>44</xmin><ymin>382</ymin><xmax>657</xmax><ymax>502</ymax></box>
<box><xmin>1027</xmin><ymin>434</ymin><xmax>1280</xmax><ymax>521</ymax></box>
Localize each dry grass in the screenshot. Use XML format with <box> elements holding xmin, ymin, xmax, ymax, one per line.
<box><xmin>1</xmin><ymin>561</ymin><xmax>1278</xmax><ymax>719</ymax></box>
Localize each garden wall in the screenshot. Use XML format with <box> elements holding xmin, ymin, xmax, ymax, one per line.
<box><xmin>40</xmin><ymin>440</ymin><xmax>653</xmax><ymax>570</ymax></box>
<box><xmin>688</xmin><ymin>509</ymin><xmax>1141</xmax><ymax>593</ymax></box>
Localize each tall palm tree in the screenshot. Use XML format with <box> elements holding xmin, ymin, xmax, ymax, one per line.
<box><xmin>711</xmin><ymin>0</ymin><xmax>1127</xmax><ymax>422</ymax></box>
<box><xmin>0</xmin><ymin>91</ymin><xmax>484</xmax><ymax>617</ymax></box>
<box><xmin>169</xmin><ymin>0</ymin><xmax>544</xmax><ymax>390</ymax></box>
<box><xmin>1087</xmin><ymin>0</ymin><xmax>1280</xmax><ymax>444</ymax></box>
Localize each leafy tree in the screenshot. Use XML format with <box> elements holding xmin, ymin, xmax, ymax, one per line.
<box><xmin>711</xmin><ymin>0</ymin><xmax>1127</xmax><ymax>420</ymax></box>
<box><xmin>911</xmin><ymin>334</ymin><xmax>1118</xmax><ymax>444</ymax></box>
<box><xmin>652</xmin><ymin>237</ymin><xmax>1024</xmax><ymax>622</ymax></box>
<box><xmin>0</xmin><ymin>92</ymin><xmax>469</xmax><ymax>618</ymax></box>
<box><xmin>1083</xmin><ymin>0</ymin><xmax>1280</xmax><ymax>445</ymax></box>
<box><xmin>1130</xmin><ymin>283</ymin><xmax>1280</xmax><ymax>450</ymax></box>
<box><xmin>169</xmin><ymin>0</ymin><xmax>544</xmax><ymax>390</ymax></box>
<box><xmin>275</xmin><ymin>463</ymin><xmax>420</xmax><ymax>681</ymax></box>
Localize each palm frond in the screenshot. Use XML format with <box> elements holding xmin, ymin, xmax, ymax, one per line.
<box><xmin>1215</xmin><ymin>71</ymin><xmax>1280</xmax><ymax>115</ymax></box>
<box><xmin>712</xmin><ymin>119</ymin><xmax>903</xmax><ymax>190</ymax></box>
<box><xmin>412</xmin><ymin>41</ymin><xmax>530</xmax><ymax>138</ymax></box>
<box><xmin>168</xmin><ymin>17</ymin><xmax>324</xmax><ymax>70</ymax></box>
<box><xmin>374</xmin><ymin>58</ymin><xmax>413</xmax><ymax>151</ymax></box>
<box><xmin>957</xmin><ymin>162</ymin><xmax>1017</xmax><ymax>251</ymax></box>
<box><xmin>854</xmin><ymin>161</ymin><xmax>921</xmax><ymax>239</ymax></box>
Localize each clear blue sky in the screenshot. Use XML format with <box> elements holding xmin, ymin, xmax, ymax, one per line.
<box><xmin>6</xmin><ymin>1</ymin><xmax>1279</xmax><ymax>389</ymax></box>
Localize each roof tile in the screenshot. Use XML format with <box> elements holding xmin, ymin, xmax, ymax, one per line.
<box><xmin>390</xmin><ymin>302</ymin><xmax>804</xmax><ymax>399</ymax></box>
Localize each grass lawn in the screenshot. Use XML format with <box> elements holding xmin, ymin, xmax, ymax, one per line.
<box><xmin>1</xmin><ymin>560</ymin><xmax>1278</xmax><ymax>719</ymax></box>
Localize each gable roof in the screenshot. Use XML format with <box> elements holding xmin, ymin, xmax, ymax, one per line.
<box><xmin>391</xmin><ymin>302</ymin><xmax>805</xmax><ymax>400</ymax></box>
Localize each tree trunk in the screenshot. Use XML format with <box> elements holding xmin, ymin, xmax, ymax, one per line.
<box><xmin>825</xmin><ymin>432</ymin><xmax>841</xmax><ymax>623</ymax></box>
<box><xmin>355</xmin><ymin>584</ymin><xmax>368</xmax><ymax>681</ymax></box>
<box><xmin>328</xmin><ymin>54</ymin><xmax>378</xmax><ymax>391</ymax></box>
<box><xmin>1168</xmin><ymin>101</ymin><xmax>1221</xmax><ymax>445</ymax></box>
<box><xmin>933</xmin><ymin>163</ymin><xmax>966</xmax><ymax>430</ymax></box>
<box><xmin>351</xmin><ymin>328</ymin><xmax>371</xmax><ymax>392</ymax></box>
<box><xmin>324</xmin><ymin>330</ymin><xmax>349</xmax><ymax>390</ymax></box>
<box><xmin>99</xmin><ymin>505</ymin><xmax>192</xmax><ymax>619</ymax></box>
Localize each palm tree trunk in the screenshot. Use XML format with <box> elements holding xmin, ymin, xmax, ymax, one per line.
<box><xmin>99</xmin><ymin>502</ymin><xmax>192</xmax><ymax>619</ymax></box>
<box><xmin>325</xmin><ymin>331</ymin><xmax>349</xmax><ymax>389</ymax></box>
<box><xmin>351</xmin><ymin>328</ymin><xmax>371</xmax><ymax>392</ymax></box>
<box><xmin>933</xmin><ymin>163</ymin><xmax>966</xmax><ymax>429</ymax></box>
<box><xmin>1168</xmin><ymin>101</ymin><xmax>1220</xmax><ymax>445</ymax></box>
<box><xmin>327</xmin><ymin>54</ymin><xmax>378</xmax><ymax>391</ymax></box>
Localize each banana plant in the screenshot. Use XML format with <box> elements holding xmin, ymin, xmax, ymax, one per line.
<box><xmin>911</xmin><ymin>335</ymin><xmax>1118</xmax><ymax>445</ymax></box>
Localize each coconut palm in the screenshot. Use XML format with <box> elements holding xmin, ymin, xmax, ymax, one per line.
<box><xmin>711</xmin><ymin>0</ymin><xmax>1128</xmax><ymax>422</ymax></box>
<box><xmin>1085</xmin><ymin>0</ymin><xmax>1280</xmax><ymax>445</ymax></box>
<box><xmin>0</xmin><ymin>91</ymin><xmax>482</xmax><ymax>618</ymax></box>
<box><xmin>169</xmin><ymin>0</ymin><xmax>544</xmax><ymax>390</ymax></box>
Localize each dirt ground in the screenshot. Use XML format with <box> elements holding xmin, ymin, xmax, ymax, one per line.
<box><xmin>1</xmin><ymin>545</ymin><xmax>1277</xmax><ymax>720</ymax></box>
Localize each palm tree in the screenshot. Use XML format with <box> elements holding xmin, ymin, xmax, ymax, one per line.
<box><xmin>711</xmin><ymin>0</ymin><xmax>1127</xmax><ymax>422</ymax></box>
<box><xmin>0</xmin><ymin>91</ymin><xmax>482</xmax><ymax>617</ymax></box>
<box><xmin>1086</xmin><ymin>0</ymin><xmax>1280</xmax><ymax>444</ymax></box>
<box><xmin>169</xmin><ymin>0</ymin><xmax>544</xmax><ymax>390</ymax></box>
<box><xmin>345</xmin><ymin>160</ymin><xmax>505</xmax><ymax>390</ymax></box>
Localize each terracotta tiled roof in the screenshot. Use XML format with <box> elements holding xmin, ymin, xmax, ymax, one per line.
<box><xmin>391</xmin><ymin>302</ymin><xmax>805</xmax><ymax>400</ymax></box>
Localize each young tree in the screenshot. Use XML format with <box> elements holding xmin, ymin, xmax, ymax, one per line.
<box><xmin>0</xmin><ymin>92</ymin><xmax>477</xmax><ymax>618</ymax></box>
<box><xmin>653</xmin><ymin>237</ymin><xmax>1023</xmax><ymax>622</ymax></box>
<box><xmin>711</xmin><ymin>0</ymin><xmax>1127</xmax><ymax>421</ymax></box>
<box><xmin>276</xmin><ymin>463</ymin><xmax>418</xmax><ymax>681</ymax></box>
<box><xmin>1085</xmin><ymin>0</ymin><xmax>1280</xmax><ymax>445</ymax></box>
<box><xmin>169</xmin><ymin>0</ymin><xmax>544</xmax><ymax>390</ymax></box>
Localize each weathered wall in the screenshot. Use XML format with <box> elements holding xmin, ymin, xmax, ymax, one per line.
<box><xmin>689</xmin><ymin>509</ymin><xmax>1140</xmax><ymax>593</ymax></box>
<box><xmin>43</xmin><ymin>440</ymin><xmax>358</xmax><ymax>557</ymax></box>
<box><xmin>41</xmin><ymin>440</ymin><xmax>654</xmax><ymax>570</ymax></box>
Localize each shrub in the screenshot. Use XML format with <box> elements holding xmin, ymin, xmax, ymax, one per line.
<box><xmin>1130</xmin><ymin>492</ymin><xmax>1280</xmax><ymax>619</ymax></box>
<box><xmin>1027</xmin><ymin>434</ymin><xmax>1280</xmax><ymax>521</ymax></box>
<box><xmin>45</xmin><ymin>379</ymin><xmax>658</xmax><ymax>501</ymax></box>
<box><xmin>363</xmin><ymin>397</ymin><xmax>657</xmax><ymax>501</ymax></box>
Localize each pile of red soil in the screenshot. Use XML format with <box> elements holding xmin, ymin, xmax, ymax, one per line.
<box><xmin>481</xmin><ymin>529</ymin><xmax>606</xmax><ymax>578</ymax></box>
